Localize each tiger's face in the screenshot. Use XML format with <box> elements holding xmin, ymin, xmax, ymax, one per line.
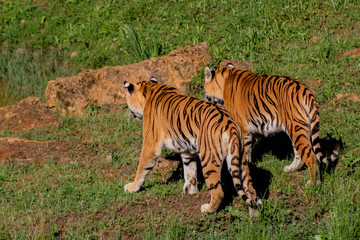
<box><xmin>124</xmin><ymin>81</ymin><xmax>147</xmax><ymax>120</ymax></box>
<box><xmin>204</xmin><ymin>64</ymin><xmax>234</xmax><ymax>106</ymax></box>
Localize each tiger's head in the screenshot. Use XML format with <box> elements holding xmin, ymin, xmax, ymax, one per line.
<box><xmin>204</xmin><ymin>63</ymin><xmax>235</xmax><ymax>106</ymax></box>
<box><xmin>124</xmin><ymin>77</ymin><xmax>158</xmax><ymax>120</ymax></box>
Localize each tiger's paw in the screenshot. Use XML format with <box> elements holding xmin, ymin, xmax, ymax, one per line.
<box><xmin>249</xmin><ymin>199</ymin><xmax>263</xmax><ymax>223</ymax></box>
<box><xmin>248</xmin><ymin>207</ymin><xmax>261</xmax><ymax>223</ymax></box>
<box><xmin>306</xmin><ymin>179</ymin><xmax>321</xmax><ymax>186</ymax></box>
<box><xmin>284</xmin><ymin>165</ymin><xmax>295</xmax><ymax>173</ymax></box>
<box><xmin>124</xmin><ymin>182</ymin><xmax>140</xmax><ymax>193</ymax></box>
<box><xmin>284</xmin><ymin>158</ymin><xmax>304</xmax><ymax>173</ymax></box>
<box><xmin>200</xmin><ymin>203</ymin><xmax>210</xmax><ymax>213</ymax></box>
<box><xmin>183</xmin><ymin>182</ymin><xmax>199</xmax><ymax>195</ymax></box>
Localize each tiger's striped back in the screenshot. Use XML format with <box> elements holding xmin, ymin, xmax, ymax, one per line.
<box><xmin>204</xmin><ymin>66</ymin><xmax>339</xmax><ymax>184</ymax></box>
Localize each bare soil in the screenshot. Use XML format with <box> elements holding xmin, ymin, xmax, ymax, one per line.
<box><xmin>0</xmin><ymin>97</ymin><xmax>59</xmax><ymax>132</ymax></box>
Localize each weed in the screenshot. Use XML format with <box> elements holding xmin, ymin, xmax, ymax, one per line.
<box><xmin>121</xmin><ymin>24</ymin><xmax>163</xmax><ymax>62</ymax></box>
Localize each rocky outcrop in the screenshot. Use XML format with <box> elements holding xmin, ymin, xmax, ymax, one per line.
<box><xmin>45</xmin><ymin>42</ymin><xmax>211</xmax><ymax>115</ymax></box>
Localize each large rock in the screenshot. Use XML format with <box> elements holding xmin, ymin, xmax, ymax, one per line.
<box><xmin>45</xmin><ymin>42</ymin><xmax>211</xmax><ymax>115</ymax></box>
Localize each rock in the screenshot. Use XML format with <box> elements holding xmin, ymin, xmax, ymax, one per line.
<box><xmin>0</xmin><ymin>97</ymin><xmax>59</xmax><ymax>132</ymax></box>
<box><xmin>18</xmin><ymin>96</ymin><xmax>41</xmax><ymax>106</ymax></box>
<box><xmin>220</xmin><ymin>59</ymin><xmax>253</xmax><ymax>71</ymax></box>
<box><xmin>45</xmin><ymin>42</ymin><xmax>211</xmax><ymax>115</ymax></box>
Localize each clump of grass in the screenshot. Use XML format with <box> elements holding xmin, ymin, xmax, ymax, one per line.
<box><xmin>0</xmin><ymin>47</ymin><xmax>76</xmax><ymax>106</ymax></box>
<box><xmin>121</xmin><ymin>24</ymin><xmax>164</xmax><ymax>62</ymax></box>
<box><xmin>187</xmin><ymin>67</ymin><xmax>205</xmax><ymax>99</ymax></box>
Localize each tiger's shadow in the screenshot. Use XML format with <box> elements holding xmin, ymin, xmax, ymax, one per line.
<box><xmin>164</xmin><ymin>156</ymin><xmax>272</xmax><ymax>210</ymax></box>
<box><xmin>165</xmin><ymin>156</ymin><xmax>272</xmax><ymax>210</ymax></box>
<box><xmin>164</xmin><ymin>132</ymin><xmax>341</xmax><ymax>211</ymax></box>
<box><xmin>251</xmin><ymin>132</ymin><xmax>342</xmax><ymax>174</ymax></box>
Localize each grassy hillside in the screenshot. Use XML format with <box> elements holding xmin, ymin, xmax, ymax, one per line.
<box><xmin>1</xmin><ymin>0</ymin><xmax>359</xmax><ymax>239</ymax></box>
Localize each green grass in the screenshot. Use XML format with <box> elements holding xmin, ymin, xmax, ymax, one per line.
<box><xmin>1</xmin><ymin>0</ymin><xmax>359</xmax><ymax>106</ymax></box>
<box><xmin>0</xmin><ymin>47</ymin><xmax>76</xmax><ymax>105</ymax></box>
<box><xmin>1</xmin><ymin>0</ymin><xmax>360</xmax><ymax>239</ymax></box>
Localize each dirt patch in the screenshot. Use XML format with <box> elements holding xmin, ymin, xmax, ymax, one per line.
<box><xmin>115</xmin><ymin>192</ymin><xmax>211</xmax><ymax>239</ymax></box>
<box><xmin>305</xmin><ymin>79</ymin><xmax>320</xmax><ymax>89</ymax></box>
<box><xmin>0</xmin><ymin>137</ymin><xmax>70</xmax><ymax>162</ymax></box>
<box><xmin>0</xmin><ymin>97</ymin><xmax>59</xmax><ymax>132</ymax></box>
<box><xmin>51</xmin><ymin>190</ymin><xmax>213</xmax><ymax>239</ymax></box>
<box><xmin>309</xmin><ymin>36</ymin><xmax>321</xmax><ymax>44</ymax></box>
<box><xmin>336</xmin><ymin>47</ymin><xmax>360</xmax><ymax>59</ymax></box>
<box><xmin>50</xmin><ymin>169</ymin><xmax>321</xmax><ymax>239</ymax></box>
<box><xmin>329</xmin><ymin>93</ymin><xmax>359</xmax><ymax>105</ymax></box>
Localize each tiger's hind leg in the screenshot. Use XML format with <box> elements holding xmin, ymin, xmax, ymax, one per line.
<box><xmin>290</xmin><ymin>131</ymin><xmax>320</xmax><ymax>185</ymax></box>
<box><xmin>181</xmin><ymin>153</ymin><xmax>199</xmax><ymax>194</ymax></box>
<box><xmin>200</xmin><ymin>155</ymin><xmax>224</xmax><ymax>213</ymax></box>
<box><xmin>244</xmin><ymin>132</ymin><xmax>253</xmax><ymax>163</ymax></box>
<box><xmin>284</xmin><ymin>146</ymin><xmax>304</xmax><ymax>173</ymax></box>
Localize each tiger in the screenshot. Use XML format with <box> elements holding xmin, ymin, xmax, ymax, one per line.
<box><xmin>204</xmin><ymin>64</ymin><xmax>340</xmax><ymax>185</ymax></box>
<box><xmin>123</xmin><ymin>77</ymin><xmax>262</xmax><ymax>219</ymax></box>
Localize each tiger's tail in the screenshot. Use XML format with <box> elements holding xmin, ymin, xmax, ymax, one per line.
<box><xmin>308</xmin><ymin>97</ymin><xmax>340</xmax><ymax>169</ymax></box>
<box><xmin>227</xmin><ymin>130</ymin><xmax>262</xmax><ymax>221</ymax></box>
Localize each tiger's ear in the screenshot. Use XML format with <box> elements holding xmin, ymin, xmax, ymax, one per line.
<box><xmin>149</xmin><ymin>77</ymin><xmax>158</xmax><ymax>83</ymax></box>
<box><xmin>204</xmin><ymin>67</ymin><xmax>213</xmax><ymax>83</ymax></box>
<box><xmin>226</xmin><ymin>63</ymin><xmax>235</xmax><ymax>68</ymax></box>
<box><xmin>124</xmin><ymin>81</ymin><xmax>134</xmax><ymax>94</ymax></box>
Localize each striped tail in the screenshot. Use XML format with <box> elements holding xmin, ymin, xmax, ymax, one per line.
<box><xmin>309</xmin><ymin>104</ymin><xmax>340</xmax><ymax>168</ymax></box>
<box><xmin>228</xmin><ymin>132</ymin><xmax>262</xmax><ymax>221</ymax></box>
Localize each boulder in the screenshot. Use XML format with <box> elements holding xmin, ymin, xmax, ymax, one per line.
<box><xmin>45</xmin><ymin>42</ymin><xmax>211</xmax><ymax>115</ymax></box>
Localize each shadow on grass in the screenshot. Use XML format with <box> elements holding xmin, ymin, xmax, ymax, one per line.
<box><xmin>164</xmin><ymin>154</ymin><xmax>272</xmax><ymax>212</ymax></box>
<box><xmin>251</xmin><ymin>132</ymin><xmax>343</xmax><ymax>179</ymax></box>
<box><xmin>160</xmin><ymin>132</ymin><xmax>342</xmax><ymax>212</ymax></box>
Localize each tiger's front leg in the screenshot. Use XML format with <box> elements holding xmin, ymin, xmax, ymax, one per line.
<box><xmin>124</xmin><ymin>140</ymin><xmax>162</xmax><ymax>193</ymax></box>
<box><xmin>181</xmin><ymin>153</ymin><xmax>199</xmax><ymax>194</ymax></box>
